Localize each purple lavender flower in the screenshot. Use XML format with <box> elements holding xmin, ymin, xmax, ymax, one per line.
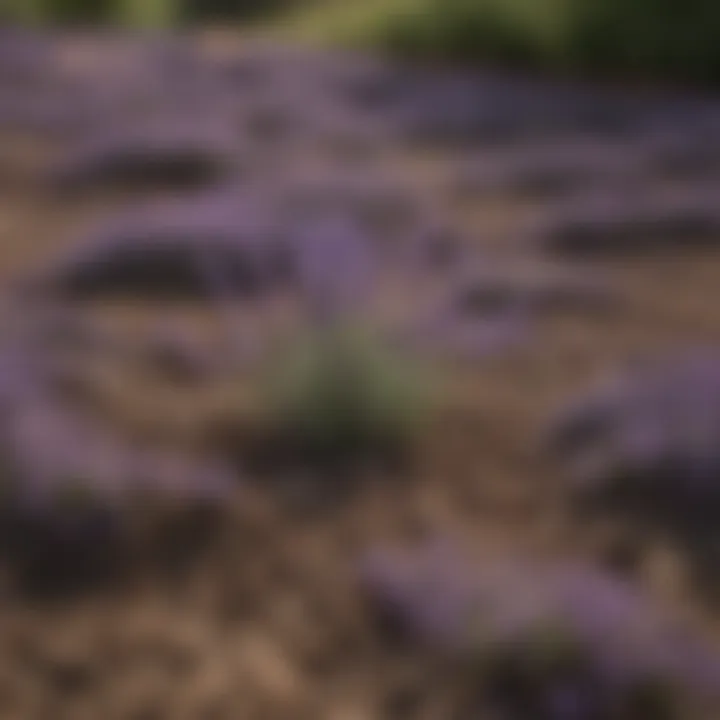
<box><xmin>291</xmin><ymin>215</ymin><xmax>376</xmax><ymax>327</ymax></box>
<box><xmin>359</xmin><ymin>542</ymin><xmax>720</xmax><ymax>718</ymax></box>
<box><xmin>34</xmin><ymin>194</ymin><xmax>284</xmax><ymax>300</ymax></box>
<box><xmin>449</xmin><ymin>259</ymin><xmax>616</xmax><ymax>318</ymax></box>
<box><xmin>0</xmin><ymin>27</ymin><xmax>56</xmax><ymax>84</ymax></box>
<box><xmin>48</xmin><ymin>117</ymin><xmax>242</xmax><ymax>193</ymax></box>
<box><xmin>545</xmin><ymin>349</ymin><xmax>720</xmax><ymax>509</ymax></box>
<box><xmin>643</xmin><ymin>126</ymin><xmax>720</xmax><ymax>180</ymax></box>
<box><xmin>451</xmin><ymin>141</ymin><xmax>643</xmax><ymax>201</ymax></box>
<box><xmin>533</xmin><ymin>188</ymin><xmax>720</xmax><ymax>257</ymax></box>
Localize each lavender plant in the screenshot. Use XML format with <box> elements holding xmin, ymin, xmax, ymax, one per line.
<box><xmin>290</xmin><ymin>214</ymin><xmax>376</xmax><ymax>326</ymax></box>
<box><xmin>48</xmin><ymin>117</ymin><xmax>241</xmax><ymax>193</ymax></box>
<box><xmin>359</xmin><ymin>541</ymin><xmax>720</xmax><ymax>719</ymax></box>
<box><xmin>34</xmin><ymin>195</ymin><xmax>285</xmax><ymax>300</ymax></box>
<box><xmin>535</xmin><ymin>188</ymin><xmax>720</xmax><ymax>257</ymax></box>
<box><xmin>544</xmin><ymin>350</ymin><xmax>720</xmax><ymax>599</ymax></box>
<box><xmin>544</xmin><ymin>350</ymin><xmax>720</xmax><ymax>512</ymax></box>
<box><xmin>0</xmin><ymin>341</ymin><xmax>236</xmax><ymax>594</ymax></box>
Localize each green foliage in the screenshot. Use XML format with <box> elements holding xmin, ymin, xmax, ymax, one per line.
<box><xmin>303</xmin><ymin>0</ymin><xmax>720</xmax><ymax>84</ymax></box>
<box><xmin>114</xmin><ymin>0</ymin><xmax>179</xmax><ymax>29</ymax></box>
<box><xmin>369</xmin><ymin>0</ymin><xmax>564</xmax><ymax>67</ymax></box>
<box><xmin>566</xmin><ymin>0</ymin><xmax>720</xmax><ymax>81</ymax></box>
<box><xmin>0</xmin><ymin>0</ymin><xmax>176</xmax><ymax>26</ymax></box>
<box><xmin>1</xmin><ymin>0</ymin><xmax>295</xmax><ymax>27</ymax></box>
<box><xmin>1</xmin><ymin>0</ymin><xmax>46</xmax><ymax>23</ymax></box>
<box><xmin>182</xmin><ymin>0</ymin><xmax>296</xmax><ymax>23</ymax></box>
<box><xmin>259</xmin><ymin>327</ymin><xmax>437</xmax><ymax>468</ymax></box>
<box><xmin>11</xmin><ymin>0</ymin><xmax>720</xmax><ymax>80</ymax></box>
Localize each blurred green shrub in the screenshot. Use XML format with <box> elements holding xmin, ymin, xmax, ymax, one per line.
<box><xmin>183</xmin><ymin>0</ymin><xmax>297</xmax><ymax>23</ymax></box>
<box><xmin>0</xmin><ymin>0</ymin><xmax>174</xmax><ymax>26</ymax></box>
<box><xmin>257</xmin><ymin>327</ymin><xmax>437</xmax><ymax>471</ymax></box>
<box><xmin>367</xmin><ymin>0</ymin><xmax>562</xmax><ymax>67</ymax></box>
<box><xmin>332</xmin><ymin>0</ymin><xmax>720</xmax><ymax>83</ymax></box>
<box><xmin>114</xmin><ymin>0</ymin><xmax>179</xmax><ymax>28</ymax></box>
<box><xmin>567</xmin><ymin>0</ymin><xmax>720</xmax><ymax>81</ymax></box>
<box><xmin>1</xmin><ymin>0</ymin><xmax>298</xmax><ymax>26</ymax></box>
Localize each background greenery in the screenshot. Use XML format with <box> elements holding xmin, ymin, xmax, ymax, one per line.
<box><xmin>288</xmin><ymin>0</ymin><xmax>720</xmax><ymax>84</ymax></box>
<box><xmin>4</xmin><ymin>0</ymin><xmax>720</xmax><ymax>83</ymax></box>
<box><xmin>0</xmin><ymin>0</ymin><xmax>298</xmax><ymax>27</ymax></box>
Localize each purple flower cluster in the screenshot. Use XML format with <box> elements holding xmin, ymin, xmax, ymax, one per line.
<box><xmin>0</xmin><ymin>335</ymin><xmax>236</xmax><ymax>594</ymax></box>
<box><xmin>534</xmin><ymin>188</ymin><xmax>720</xmax><ymax>257</ymax></box>
<box><xmin>359</xmin><ymin>540</ymin><xmax>720</xmax><ymax>718</ymax></box>
<box><xmin>48</xmin><ymin>116</ymin><xmax>242</xmax><ymax>193</ymax></box>
<box><xmin>546</xmin><ymin>350</ymin><xmax>720</xmax><ymax>509</ymax></box>
<box><xmin>291</xmin><ymin>215</ymin><xmax>377</xmax><ymax>327</ymax></box>
<box><xmin>34</xmin><ymin>193</ymin><xmax>287</xmax><ymax>300</ymax></box>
